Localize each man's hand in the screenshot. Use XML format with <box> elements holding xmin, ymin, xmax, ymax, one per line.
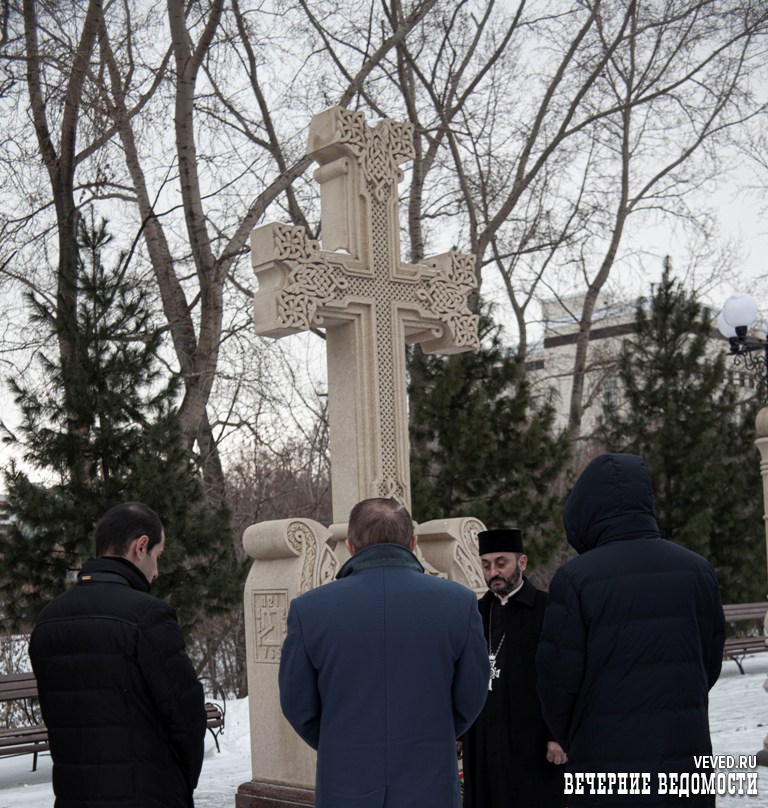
<box><xmin>456</xmin><ymin>740</ymin><xmax>463</xmax><ymax>759</ymax></box>
<box><xmin>546</xmin><ymin>741</ymin><xmax>567</xmax><ymax>765</ymax></box>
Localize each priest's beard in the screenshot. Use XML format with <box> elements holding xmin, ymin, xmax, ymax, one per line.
<box><xmin>487</xmin><ymin>561</ymin><xmax>522</xmax><ymax>597</ymax></box>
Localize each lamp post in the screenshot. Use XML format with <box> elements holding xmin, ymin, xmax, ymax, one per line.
<box><xmin>718</xmin><ymin>292</ymin><xmax>768</xmax><ymax>766</ymax></box>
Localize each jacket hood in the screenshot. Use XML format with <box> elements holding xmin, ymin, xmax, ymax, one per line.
<box><xmin>563</xmin><ymin>453</ymin><xmax>661</xmax><ymax>554</ymax></box>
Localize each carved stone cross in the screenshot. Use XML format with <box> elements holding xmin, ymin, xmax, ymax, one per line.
<box><xmin>251</xmin><ymin>106</ymin><xmax>479</xmax><ymax>521</ymax></box>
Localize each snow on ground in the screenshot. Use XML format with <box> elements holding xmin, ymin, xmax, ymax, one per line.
<box><xmin>1</xmin><ymin>656</ymin><xmax>768</xmax><ymax>807</ymax></box>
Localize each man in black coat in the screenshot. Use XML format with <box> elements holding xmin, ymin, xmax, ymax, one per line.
<box><xmin>29</xmin><ymin>502</ymin><xmax>207</xmax><ymax>808</ymax></box>
<box><xmin>461</xmin><ymin>528</ymin><xmax>567</xmax><ymax>808</ymax></box>
<box><xmin>536</xmin><ymin>454</ymin><xmax>725</xmax><ymax>806</ymax></box>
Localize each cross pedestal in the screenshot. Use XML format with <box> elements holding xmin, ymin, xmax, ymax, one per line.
<box><xmin>235</xmin><ymin>519</ymin><xmax>336</xmax><ymax>807</ymax></box>
<box><xmin>237</xmin><ymin>107</ymin><xmax>485</xmax><ymax>808</ymax></box>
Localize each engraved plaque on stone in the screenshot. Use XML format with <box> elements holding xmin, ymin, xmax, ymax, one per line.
<box><xmin>252</xmin><ymin>590</ymin><xmax>288</xmax><ymax>663</ymax></box>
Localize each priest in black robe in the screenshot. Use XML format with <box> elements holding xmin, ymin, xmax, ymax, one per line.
<box><xmin>461</xmin><ymin>528</ymin><xmax>566</xmax><ymax>808</ymax></box>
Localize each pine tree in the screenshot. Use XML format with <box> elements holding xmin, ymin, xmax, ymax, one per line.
<box><xmin>596</xmin><ymin>262</ymin><xmax>764</xmax><ymax>602</ymax></box>
<box><xmin>0</xmin><ymin>214</ymin><xmax>240</xmax><ymax>631</ymax></box>
<box><xmin>408</xmin><ymin>309</ymin><xmax>571</xmax><ymax>566</ymax></box>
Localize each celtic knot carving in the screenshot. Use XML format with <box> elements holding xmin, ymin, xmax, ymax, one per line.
<box><xmin>444</xmin><ymin>312</ymin><xmax>481</xmax><ymax>347</ymax></box>
<box><xmin>418</xmin><ymin>254</ymin><xmax>479</xmax><ymax>348</ymax></box>
<box><xmin>270</xmin><ymin>224</ymin><xmax>350</xmax><ymax>330</ymax></box>
<box><xmin>277</xmin><ymin>262</ymin><xmax>350</xmax><ymax>330</ymax></box>
<box><xmin>419</xmin><ymin>281</ymin><xmax>467</xmax><ymax>313</ymax></box>
<box><xmin>272</xmin><ymin>222</ymin><xmax>319</xmax><ymax>261</ymax></box>
<box><xmin>335</xmin><ymin>108</ymin><xmax>415</xmax><ymax>202</ymax></box>
<box><xmin>445</xmin><ymin>253</ymin><xmax>477</xmax><ymax>287</ymax></box>
<box><xmin>335</xmin><ymin>108</ymin><xmax>368</xmax><ymax>153</ymax></box>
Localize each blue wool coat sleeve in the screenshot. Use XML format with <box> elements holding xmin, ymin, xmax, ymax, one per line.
<box><xmin>451</xmin><ymin>593</ymin><xmax>490</xmax><ymax>738</ymax></box>
<box><xmin>279</xmin><ymin>600</ymin><xmax>322</xmax><ymax>749</ymax></box>
<box><xmin>535</xmin><ymin>568</ymin><xmax>585</xmax><ymax>749</ymax></box>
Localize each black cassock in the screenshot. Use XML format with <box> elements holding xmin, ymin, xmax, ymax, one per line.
<box><xmin>462</xmin><ymin>578</ymin><xmax>565</xmax><ymax>808</ymax></box>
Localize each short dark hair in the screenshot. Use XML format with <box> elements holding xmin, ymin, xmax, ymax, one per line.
<box><xmin>95</xmin><ymin>502</ymin><xmax>164</xmax><ymax>558</ymax></box>
<box><xmin>347</xmin><ymin>498</ymin><xmax>414</xmax><ymax>550</ymax></box>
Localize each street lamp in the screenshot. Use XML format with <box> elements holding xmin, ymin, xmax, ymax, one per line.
<box><xmin>718</xmin><ymin>293</ymin><xmax>768</xmax><ymax>403</ymax></box>
<box><xmin>718</xmin><ymin>291</ymin><xmax>768</xmax><ymax>766</ymax></box>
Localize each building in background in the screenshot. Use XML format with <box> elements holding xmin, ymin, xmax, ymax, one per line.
<box><xmin>527</xmin><ymin>293</ymin><xmax>759</xmax><ymax>442</ymax></box>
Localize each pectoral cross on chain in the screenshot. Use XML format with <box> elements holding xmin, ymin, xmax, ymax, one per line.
<box><xmin>489</xmin><ymin>654</ymin><xmax>501</xmax><ymax>691</ymax></box>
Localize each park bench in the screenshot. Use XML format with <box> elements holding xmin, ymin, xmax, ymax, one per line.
<box><xmin>0</xmin><ymin>671</ymin><xmax>48</xmax><ymax>771</ymax></box>
<box><xmin>200</xmin><ymin>675</ymin><xmax>227</xmax><ymax>753</ymax></box>
<box><xmin>0</xmin><ymin>670</ymin><xmax>226</xmax><ymax>770</ymax></box>
<box><xmin>722</xmin><ymin>602</ymin><xmax>768</xmax><ymax>674</ymax></box>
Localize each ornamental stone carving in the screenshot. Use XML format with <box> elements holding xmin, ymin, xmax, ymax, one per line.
<box><xmin>252</xmin><ymin>106</ymin><xmax>479</xmax><ymax>521</ymax></box>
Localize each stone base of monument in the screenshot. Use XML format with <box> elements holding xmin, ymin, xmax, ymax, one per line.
<box><xmin>236</xmin><ymin>780</ymin><xmax>315</xmax><ymax>807</ymax></box>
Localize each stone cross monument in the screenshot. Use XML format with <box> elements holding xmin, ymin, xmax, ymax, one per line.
<box><xmin>236</xmin><ymin>107</ymin><xmax>486</xmax><ymax>808</ymax></box>
<box><xmin>251</xmin><ymin>106</ymin><xmax>479</xmax><ymax>519</ymax></box>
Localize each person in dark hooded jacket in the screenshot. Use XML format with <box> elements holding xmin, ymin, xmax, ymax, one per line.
<box><xmin>536</xmin><ymin>454</ymin><xmax>725</xmax><ymax>807</ymax></box>
<box><xmin>29</xmin><ymin>502</ymin><xmax>206</xmax><ymax>808</ymax></box>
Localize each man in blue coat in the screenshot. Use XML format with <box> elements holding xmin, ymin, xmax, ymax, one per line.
<box><xmin>279</xmin><ymin>497</ymin><xmax>489</xmax><ymax>808</ymax></box>
<box><xmin>536</xmin><ymin>454</ymin><xmax>725</xmax><ymax>806</ymax></box>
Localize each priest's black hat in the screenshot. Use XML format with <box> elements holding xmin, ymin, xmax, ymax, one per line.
<box><xmin>477</xmin><ymin>528</ymin><xmax>524</xmax><ymax>556</ymax></box>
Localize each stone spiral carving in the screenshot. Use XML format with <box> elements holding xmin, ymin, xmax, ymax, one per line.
<box><xmin>415</xmin><ymin>517</ymin><xmax>486</xmax><ymax>592</ymax></box>
<box><xmin>285</xmin><ymin>520</ymin><xmax>338</xmax><ymax>594</ymax></box>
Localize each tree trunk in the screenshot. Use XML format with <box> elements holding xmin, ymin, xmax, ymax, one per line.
<box><xmin>23</xmin><ymin>0</ymin><xmax>104</xmax><ymax>475</ymax></box>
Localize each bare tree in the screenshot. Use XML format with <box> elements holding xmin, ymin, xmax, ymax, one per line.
<box><xmin>559</xmin><ymin>0</ymin><xmax>768</xmax><ymax>441</ymax></box>
<box><xmin>0</xmin><ymin>0</ymin><xmax>441</xmax><ymax>501</ymax></box>
<box><xmin>20</xmin><ymin>0</ymin><xmax>103</xmax><ymax>460</ymax></box>
<box><xmin>1</xmin><ymin>0</ymin><xmax>766</xmax><ymax>486</ymax></box>
<box><xmin>377</xmin><ymin>0</ymin><xmax>768</xmax><ymax>442</ymax></box>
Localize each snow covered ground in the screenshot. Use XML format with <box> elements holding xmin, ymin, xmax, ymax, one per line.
<box><xmin>1</xmin><ymin>656</ymin><xmax>767</xmax><ymax>807</ymax></box>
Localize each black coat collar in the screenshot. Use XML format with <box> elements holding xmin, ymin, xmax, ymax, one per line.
<box><xmin>480</xmin><ymin>576</ymin><xmax>537</xmax><ymax>608</ymax></box>
<box><xmin>78</xmin><ymin>556</ymin><xmax>150</xmax><ymax>593</ymax></box>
